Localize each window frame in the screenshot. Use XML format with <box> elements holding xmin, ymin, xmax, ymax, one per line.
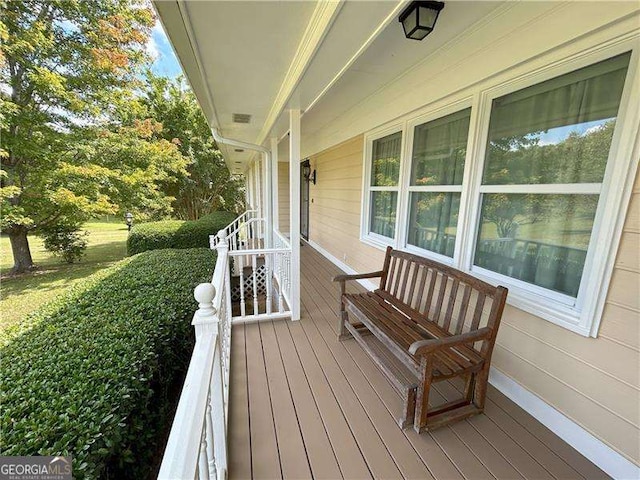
<box><xmin>361</xmin><ymin>123</ymin><xmax>406</xmax><ymax>249</ymax></box>
<box><xmin>359</xmin><ymin>40</ymin><xmax>639</xmax><ymax>337</ymax></box>
<box><xmin>401</xmin><ymin>99</ymin><xmax>475</xmax><ymax>265</ymax></box>
<box><xmin>461</xmin><ymin>45</ymin><xmax>638</xmax><ymax>336</ymax></box>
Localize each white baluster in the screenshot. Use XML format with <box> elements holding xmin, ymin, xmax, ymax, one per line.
<box><xmin>210</xmin><ymin>338</ymin><xmax>228</xmax><ymax>480</ymax></box>
<box><xmin>277</xmin><ymin>253</ymin><xmax>284</xmax><ymax>313</ymax></box>
<box><xmin>205</xmin><ymin>402</ymin><xmax>217</xmax><ymax>479</ymax></box>
<box><xmin>252</xmin><ymin>254</ymin><xmax>258</xmax><ymax>316</ymax></box>
<box><xmin>199</xmin><ymin>429</ymin><xmax>210</xmax><ymax>480</ymax></box>
<box><xmin>265</xmin><ymin>253</ymin><xmax>272</xmax><ymax>315</ymax></box>
<box><xmin>239</xmin><ymin>255</ymin><xmax>246</xmax><ymax>318</ymax></box>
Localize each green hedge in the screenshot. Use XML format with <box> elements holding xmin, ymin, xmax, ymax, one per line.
<box><xmin>127</xmin><ymin>211</ymin><xmax>237</xmax><ymax>255</ymax></box>
<box><xmin>0</xmin><ymin>248</ymin><xmax>216</xmax><ymax>479</ymax></box>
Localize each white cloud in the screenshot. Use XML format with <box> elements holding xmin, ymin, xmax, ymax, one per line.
<box><xmin>584</xmin><ymin>124</ymin><xmax>605</xmax><ymax>135</ymax></box>
<box><xmin>145</xmin><ymin>21</ymin><xmax>163</xmax><ymax>61</ymax></box>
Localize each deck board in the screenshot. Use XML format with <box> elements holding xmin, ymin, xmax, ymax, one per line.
<box><xmin>259</xmin><ymin>321</ymin><xmax>312</xmax><ymax>479</ymax></box>
<box><xmin>228</xmin><ymin>243</ymin><xmax>610</xmax><ymax>480</ymax></box>
<box><xmin>271</xmin><ymin>319</ymin><xmax>343</xmax><ymax>480</ymax></box>
<box><xmin>245</xmin><ymin>323</ymin><xmax>282</xmax><ymax>479</ymax></box>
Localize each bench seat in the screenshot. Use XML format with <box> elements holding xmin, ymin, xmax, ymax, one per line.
<box><xmin>345</xmin><ymin>291</ymin><xmax>485</xmax><ymax>380</ymax></box>
<box><xmin>335</xmin><ymin>247</ymin><xmax>508</xmax><ymax>432</ymax></box>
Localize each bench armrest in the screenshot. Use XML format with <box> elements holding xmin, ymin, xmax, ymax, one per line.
<box><xmin>409</xmin><ymin>327</ymin><xmax>493</xmax><ymax>356</ymax></box>
<box><xmin>333</xmin><ymin>271</ymin><xmax>384</xmax><ymax>283</ymax></box>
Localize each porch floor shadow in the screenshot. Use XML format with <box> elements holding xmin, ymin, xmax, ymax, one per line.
<box><xmin>227</xmin><ymin>244</ymin><xmax>609</xmax><ymax>480</ymax></box>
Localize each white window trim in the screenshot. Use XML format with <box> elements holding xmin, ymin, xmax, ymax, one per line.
<box><xmin>400</xmin><ymin>99</ymin><xmax>473</xmax><ymax>265</ymax></box>
<box><xmin>360</xmin><ymin>122</ymin><xmax>406</xmax><ymax>250</ymax></box>
<box><xmin>360</xmin><ymin>38</ymin><xmax>640</xmax><ymax>337</ymax></box>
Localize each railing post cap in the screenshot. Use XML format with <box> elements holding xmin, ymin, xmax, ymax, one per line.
<box><xmin>194</xmin><ymin>282</ymin><xmax>216</xmax><ymax>306</ymax></box>
<box><xmin>217</xmin><ymin>230</ymin><xmax>226</xmax><ymax>241</ymax></box>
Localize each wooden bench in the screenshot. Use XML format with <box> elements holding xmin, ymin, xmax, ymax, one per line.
<box><xmin>334</xmin><ymin>247</ymin><xmax>508</xmax><ymax>433</ymax></box>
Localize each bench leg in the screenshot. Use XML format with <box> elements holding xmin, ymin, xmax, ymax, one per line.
<box><xmin>337</xmin><ymin>310</ymin><xmax>351</xmax><ymax>340</ymax></box>
<box><xmin>464</xmin><ymin>372</ymin><xmax>476</xmax><ymax>404</ymax></box>
<box><xmin>399</xmin><ymin>387</ymin><xmax>416</xmax><ymax>429</ymax></box>
<box><xmin>473</xmin><ymin>363</ymin><xmax>491</xmax><ymax>411</ymax></box>
<box><xmin>414</xmin><ymin>355</ymin><xmax>435</xmax><ymax>433</ymax></box>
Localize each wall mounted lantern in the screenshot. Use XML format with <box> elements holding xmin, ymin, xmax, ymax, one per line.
<box><xmin>399</xmin><ymin>1</ymin><xmax>445</xmax><ymax>41</ymax></box>
<box><xmin>124</xmin><ymin>212</ymin><xmax>134</xmax><ymax>231</ymax></box>
<box><xmin>302</xmin><ymin>162</ymin><xmax>317</xmax><ymax>185</ymax></box>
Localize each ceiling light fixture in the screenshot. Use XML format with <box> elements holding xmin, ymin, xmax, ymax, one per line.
<box><xmin>399</xmin><ymin>1</ymin><xmax>444</xmax><ymax>41</ymax></box>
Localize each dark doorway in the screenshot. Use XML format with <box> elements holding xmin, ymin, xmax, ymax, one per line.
<box><xmin>301</xmin><ymin>159</ymin><xmax>310</xmax><ymax>240</ymax></box>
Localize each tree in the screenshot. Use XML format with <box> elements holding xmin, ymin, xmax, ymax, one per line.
<box><xmin>481</xmin><ymin>120</ymin><xmax>615</xmax><ymax>240</ymax></box>
<box><xmin>137</xmin><ymin>74</ymin><xmax>245</xmax><ymax>220</ymax></box>
<box><xmin>0</xmin><ymin>0</ymin><xmax>186</xmax><ymax>273</ymax></box>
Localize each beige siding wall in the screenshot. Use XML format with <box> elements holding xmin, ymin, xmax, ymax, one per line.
<box><xmin>308</xmin><ymin>136</ymin><xmax>640</xmax><ymax>465</ymax></box>
<box><xmin>278</xmin><ymin>162</ymin><xmax>290</xmax><ymax>233</ymax></box>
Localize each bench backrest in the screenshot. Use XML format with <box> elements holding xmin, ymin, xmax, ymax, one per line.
<box><xmin>378</xmin><ymin>247</ymin><xmax>508</xmax><ymax>344</ymax></box>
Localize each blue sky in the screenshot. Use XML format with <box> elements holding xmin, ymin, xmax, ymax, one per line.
<box><xmin>147</xmin><ymin>21</ymin><xmax>182</xmax><ymax>79</ymax></box>
<box><xmin>536</xmin><ymin>119</ymin><xmax>610</xmax><ymax>146</ymax></box>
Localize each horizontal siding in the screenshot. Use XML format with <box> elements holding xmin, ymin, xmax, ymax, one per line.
<box><xmin>278</xmin><ymin>162</ymin><xmax>290</xmax><ymax>233</ymax></box>
<box><xmin>309</xmin><ymin>134</ymin><xmax>385</xmax><ymax>274</ymax></box>
<box><xmin>307</xmin><ymin>134</ymin><xmax>640</xmax><ymax>465</ymax></box>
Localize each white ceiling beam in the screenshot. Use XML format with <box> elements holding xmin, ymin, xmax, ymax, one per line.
<box><xmin>254</xmin><ymin>1</ymin><xmax>343</xmax><ymax>147</ymax></box>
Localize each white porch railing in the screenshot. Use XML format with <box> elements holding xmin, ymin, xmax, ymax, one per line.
<box><xmin>158</xmin><ymin>234</ymin><xmax>232</xmax><ymax>480</ymax></box>
<box><xmin>159</xmin><ymin>214</ymin><xmax>293</xmax><ymax>478</ymax></box>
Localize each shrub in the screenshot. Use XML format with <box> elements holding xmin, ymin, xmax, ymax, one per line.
<box><xmin>0</xmin><ymin>248</ymin><xmax>216</xmax><ymax>479</ymax></box>
<box><xmin>40</xmin><ymin>223</ymin><xmax>89</xmax><ymax>263</ymax></box>
<box><xmin>127</xmin><ymin>211</ymin><xmax>236</xmax><ymax>255</ymax></box>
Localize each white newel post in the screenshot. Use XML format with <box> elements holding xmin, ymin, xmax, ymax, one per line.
<box><xmin>193</xmin><ymin>282</ymin><xmax>217</xmax><ymax>338</ymax></box>
<box><xmin>289</xmin><ymin>108</ymin><xmax>301</xmax><ymax>321</ymax></box>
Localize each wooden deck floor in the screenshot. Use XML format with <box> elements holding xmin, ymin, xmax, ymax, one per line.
<box><xmin>228</xmin><ymin>244</ymin><xmax>609</xmax><ymax>480</ymax></box>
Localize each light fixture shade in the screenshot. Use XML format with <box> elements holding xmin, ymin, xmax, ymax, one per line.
<box><xmin>399</xmin><ymin>1</ymin><xmax>444</xmax><ymax>41</ymax></box>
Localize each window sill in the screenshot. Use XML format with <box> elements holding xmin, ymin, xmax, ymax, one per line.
<box><xmin>360</xmin><ymin>233</ymin><xmax>394</xmax><ymax>251</ymax></box>
<box><xmin>469</xmin><ymin>267</ymin><xmax>592</xmax><ymax>337</ymax></box>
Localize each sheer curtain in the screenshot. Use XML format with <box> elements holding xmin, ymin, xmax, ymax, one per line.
<box><xmin>407</xmin><ymin>109</ymin><xmax>470</xmax><ymax>256</ymax></box>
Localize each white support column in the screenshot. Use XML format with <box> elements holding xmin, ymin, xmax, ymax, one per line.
<box><xmin>254</xmin><ymin>161</ymin><xmax>261</xmax><ymax>217</ymax></box>
<box><xmin>246</xmin><ymin>167</ymin><xmax>253</xmax><ymax>210</ymax></box>
<box><xmin>289</xmin><ymin>109</ymin><xmax>301</xmax><ymax>321</ymax></box>
<box><xmin>263</xmin><ymin>150</ymin><xmax>272</xmax><ymax>248</ymax></box>
<box><xmin>271</xmin><ymin>137</ymin><xmax>279</xmax><ymax>232</ymax></box>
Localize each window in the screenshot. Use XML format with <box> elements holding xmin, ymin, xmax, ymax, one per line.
<box><xmin>360</xmin><ymin>48</ymin><xmax>635</xmax><ymax>335</ymax></box>
<box><xmin>367</xmin><ymin>131</ymin><xmax>402</xmax><ymax>240</ymax></box>
<box><xmin>407</xmin><ymin>108</ymin><xmax>471</xmax><ymax>257</ymax></box>
<box><xmin>473</xmin><ymin>53</ymin><xmax>630</xmax><ymax>300</ymax></box>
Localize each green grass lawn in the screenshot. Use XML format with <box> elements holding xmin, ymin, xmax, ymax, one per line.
<box><xmin>0</xmin><ymin>221</ymin><xmax>129</xmax><ymax>330</ymax></box>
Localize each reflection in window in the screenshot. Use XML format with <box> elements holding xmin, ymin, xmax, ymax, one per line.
<box><xmin>475</xmin><ymin>194</ymin><xmax>598</xmax><ymax>297</ymax></box>
<box><xmin>368</xmin><ymin>132</ymin><xmax>402</xmax><ymax>239</ymax></box>
<box><xmin>411</xmin><ymin>108</ymin><xmax>470</xmax><ymax>186</ymax></box>
<box><xmin>483</xmin><ymin>53</ymin><xmax>629</xmax><ymax>185</ymax></box>
<box><xmin>408</xmin><ymin>193</ymin><xmax>460</xmax><ymax>256</ymax></box>
<box><xmin>370</xmin><ymin>191</ymin><xmax>398</xmax><ymax>238</ymax></box>
<box><xmin>407</xmin><ymin>108</ymin><xmax>471</xmax><ymax>257</ymax></box>
<box><xmin>371</xmin><ymin>132</ymin><xmax>402</xmax><ymax>186</ymax></box>
<box><xmin>474</xmin><ymin>53</ymin><xmax>629</xmax><ymax>298</ymax></box>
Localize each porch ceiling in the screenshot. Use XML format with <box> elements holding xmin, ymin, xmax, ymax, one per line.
<box><xmin>154</xmin><ymin>1</ymin><xmax>502</xmax><ymax>172</ymax></box>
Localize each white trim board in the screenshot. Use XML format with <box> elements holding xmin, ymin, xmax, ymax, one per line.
<box><xmin>305</xmin><ymin>239</ymin><xmax>640</xmax><ymax>480</ymax></box>
<box><xmin>489</xmin><ymin>369</ymin><xmax>639</xmax><ymax>480</ymax></box>
<box><xmin>304</xmin><ymin>239</ymin><xmax>378</xmax><ymax>292</ymax></box>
